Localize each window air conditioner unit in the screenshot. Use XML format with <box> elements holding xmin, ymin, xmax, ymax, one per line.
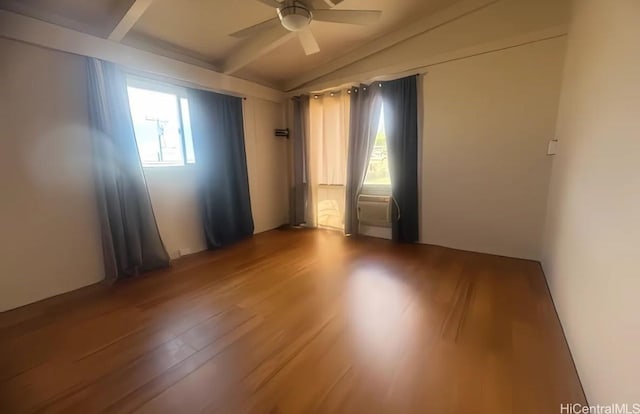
<box><xmin>357</xmin><ymin>194</ymin><xmax>392</xmax><ymax>227</ymax></box>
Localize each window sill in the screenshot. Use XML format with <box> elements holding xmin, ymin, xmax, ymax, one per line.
<box><xmin>360</xmin><ymin>184</ymin><xmax>392</xmax><ymax>197</ymax></box>
<box><xmin>143</xmin><ymin>163</ymin><xmax>196</xmax><ymax>169</ymax></box>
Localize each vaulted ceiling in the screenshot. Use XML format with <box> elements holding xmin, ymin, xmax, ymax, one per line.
<box><xmin>0</xmin><ymin>0</ymin><xmax>461</xmax><ymax>89</ymax></box>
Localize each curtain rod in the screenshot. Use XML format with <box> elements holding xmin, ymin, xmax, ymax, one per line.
<box><xmin>300</xmin><ymin>70</ymin><xmax>428</xmax><ymax>99</ymax></box>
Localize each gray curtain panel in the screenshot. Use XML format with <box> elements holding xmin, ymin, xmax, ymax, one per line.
<box><xmin>86</xmin><ymin>58</ymin><xmax>170</xmax><ymax>280</ymax></box>
<box><xmin>291</xmin><ymin>95</ymin><xmax>309</xmax><ymax>226</ymax></box>
<box><xmin>344</xmin><ymin>85</ymin><xmax>383</xmax><ymax>236</ymax></box>
<box><xmin>382</xmin><ymin>75</ymin><xmax>420</xmax><ymax>243</ymax></box>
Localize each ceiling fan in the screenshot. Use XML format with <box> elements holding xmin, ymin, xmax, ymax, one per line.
<box><xmin>228</xmin><ymin>0</ymin><xmax>383</xmax><ymax>58</ymax></box>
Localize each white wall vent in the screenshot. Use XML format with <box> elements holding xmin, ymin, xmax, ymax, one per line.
<box><xmin>357</xmin><ymin>194</ymin><xmax>392</xmax><ymax>227</ymax></box>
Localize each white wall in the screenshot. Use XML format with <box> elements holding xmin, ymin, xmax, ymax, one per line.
<box><xmin>306</xmin><ymin>0</ymin><xmax>570</xmax><ymax>91</ymax></box>
<box><xmin>543</xmin><ymin>0</ymin><xmax>640</xmax><ymax>404</ymax></box>
<box><xmin>0</xmin><ymin>38</ymin><xmax>104</xmax><ymax>311</ymax></box>
<box><xmin>0</xmin><ymin>39</ymin><xmax>288</xmax><ymax>310</ymax></box>
<box><xmin>356</xmin><ymin>38</ymin><xmax>567</xmax><ymax>257</ymax></box>
<box><xmin>243</xmin><ymin>98</ymin><xmax>290</xmax><ymax>233</ymax></box>
<box><xmin>144</xmin><ymin>167</ymin><xmax>206</xmax><ymax>259</ymax></box>
<box><xmin>421</xmin><ymin>37</ymin><xmax>566</xmax><ymax>260</ymax></box>
<box><xmin>303</xmin><ymin>0</ymin><xmax>569</xmax><ymax>259</ymax></box>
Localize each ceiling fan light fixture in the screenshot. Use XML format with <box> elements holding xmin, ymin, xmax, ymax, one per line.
<box><xmin>278</xmin><ymin>3</ymin><xmax>312</xmax><ymax>32</ymax></box>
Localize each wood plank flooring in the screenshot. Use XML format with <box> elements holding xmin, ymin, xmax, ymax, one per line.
<box><xmin>0</xmin><ymin>228</ymin><xmax>585</xmax><ymax>413</ymax></box>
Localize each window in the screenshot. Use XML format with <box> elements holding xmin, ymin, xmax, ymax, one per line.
<box><xmin>363</xmin><ymin>106</ymin><xmax>391</xmax><ymax>191</ymax></box>
<box><xmin>126</xmin><ymin>77</ymin><xmax>195</xmax><ymax>167</ymax></box>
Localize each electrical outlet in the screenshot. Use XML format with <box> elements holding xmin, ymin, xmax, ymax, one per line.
<box><xmin>547</xmin><ymin>139</ymin><xmax>559</xmax><ymax>155</ymax></box>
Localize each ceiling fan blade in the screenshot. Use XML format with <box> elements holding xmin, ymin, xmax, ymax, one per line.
<box><xmin>255</xmin><ymin>0</ymin><xmax>282</xmax><ymax>8</ymax></box>
<box><xmin>297</xmin><ymin>27</ymin><xmax>320</xmax><ymax>55</ymax></box>
<box><xmin>222</xmin><ymin>26</ymin><xmax>295</xmax><ymax>74</ymax></box>
<box><xmin>312</xmin><ymin>9</ymin><xmax>382</xmax><ymax>25</ymax></box>
<box><xmin>229</xmin><ymin>18</ymin><xmax>281</xmax><ymax>38</ymax></box>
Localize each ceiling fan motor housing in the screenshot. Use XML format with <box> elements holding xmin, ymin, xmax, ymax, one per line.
<box><xmin>277</xmin><ymin>1</ymin><xmax>312</xmax><ymax>32</ymax></box>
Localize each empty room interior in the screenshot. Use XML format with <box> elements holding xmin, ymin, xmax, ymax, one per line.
<box><xmin>0</xmin><ymin>0</ymin><xmax>638</xmax><ymax>412</ymax></box>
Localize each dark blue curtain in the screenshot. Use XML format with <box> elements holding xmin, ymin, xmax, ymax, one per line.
<box><xmin>86</xmin><ymin>58</ymin><xmax>170</xmax><ymax>279</ymax></box>
<box><xmin>382</xmin><ymin>76</ymin><xmax>420</xmax><ymax>243</ymax></box>
<box><xmin>187</xmin><ymin>89</ymin><xmax>254</xmax><ymax>249</ymax></box>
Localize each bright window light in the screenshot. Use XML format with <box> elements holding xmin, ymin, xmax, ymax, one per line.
<box><xmin>126</xmin><ymin>78</ymin><xmax>195</xmax><ymax>167</ymax></box>
<box><xmin>363</xmin><ymin>106</ymin><xmax>391</xmax><ymax>186</ymax></box>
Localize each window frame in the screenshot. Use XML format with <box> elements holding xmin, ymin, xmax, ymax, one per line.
<box><xmin>126</xmin><ymin>75</ymin><xmax>195</xmax><ymax>168</ymax></box>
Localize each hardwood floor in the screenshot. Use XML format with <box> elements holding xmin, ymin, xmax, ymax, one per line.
<box><xmin>0</xmin><ymin>228</ymin><xmax>585</xmax><ymax>413</ymax></box>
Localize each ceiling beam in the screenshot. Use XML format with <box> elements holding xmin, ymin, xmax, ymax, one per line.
<box><xmin>123</xmin><ymin>31</ymin><xmax>218</xmax><ymax>70</ymax></box>
<box><xmin>0</xmin><ymin>10</ymin><xmax>285</xmax><ymax>103</ymax></box>
<box><xmin>283</xmin><ymin>0</ymin><xmax>500</xmax><ymax>91</ymax></box>
<box><xmin>222</xmin><ymin>28</ymin><xmax>296</xmax><ymax>74</ymax></box>
<box><xmin>108</xmin><ymin>0</ymin><xmax>154</xmax><ymax>42</ymax></box>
